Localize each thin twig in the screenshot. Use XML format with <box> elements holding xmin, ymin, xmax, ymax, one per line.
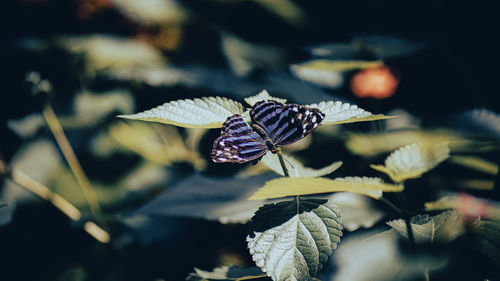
<box><xmin>380</xmin><ymin>196</ymin><xmax>403</xmax><ymax>214</ymax></box>
<box><xmin>276</xmin><ymin>150</ymin><xmax>290</xmax><ymax>177</ymax></box>
<box><xmin>0</xmin><ymin>159</ymin><xmax>110</xmax><ymax>243</ymax></box>
<box><xmin>42</xmin><ymin>103</ymin><xmax>102</xmax><ymax>219</ymax></box>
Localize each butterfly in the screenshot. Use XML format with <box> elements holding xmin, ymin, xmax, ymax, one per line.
<box><xmin>211</xmin><ymin>100</ymin><xmax>325</xmax><ymax>163</ymax></box>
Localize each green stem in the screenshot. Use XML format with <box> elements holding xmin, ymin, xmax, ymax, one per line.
<box><xmin>276</xmin><ymin>150</ymin><xmax>290</xmax><ymax>177</ymax></box>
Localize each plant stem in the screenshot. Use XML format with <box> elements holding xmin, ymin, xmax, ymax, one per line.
<box><xmin>276</xmin><ymin>150</ymin><xmax>300</xmax><ymax>212</ymax></box>
<box><xmin>276</xmin><ymin>150</ymin><xmax>290</xmax><ymax>177</ymax></box>
<box><xmin>0</xmin><ymin>159</ymin><xmax>110</xmax><ymax>243</ymax></box>
<box><xmin>380</xmin><ymin>196</ymin><xmax>403</xmax><ymax>214</ymax></box>
<box><xmin>405</xmin><ymin>216</ymin><xmax>416</xmax><ymax>244</ymax></box>
<box><xmin>398</xmin><ymin>188</ymin><xmax>416</xmax><ymax>244</ymax></box>
<box><xmin>43</xmin><ymin>103</ymin><xmax>103</xmax><ymax>219</ymax></box>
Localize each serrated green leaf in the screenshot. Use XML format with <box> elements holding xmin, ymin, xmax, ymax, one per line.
<box><xmin>118</xmin><ymin>96</ymin><xmax>244</xmax><ymax>128</ymax></box>
<box><xmin>247</xmin><ymin>199</ymin><xmax>343</xmax><ymax>281</ymax></box>
<box><xmin>387</xmin><ymin>211</ymin><xmax>464</xmax><ymax>243</ymax></box>
<box><xmin>248</xmin><ymin>177</ymin><xmax>403</xmax><ymax>200</ymax></box>
<box><xmin>371</xmin><ymin>143</ymin><xmax>450</xmax><ymax>183</ymax></box>
<box><xmin>244</xmin><ymin>90</ymin><xmax>287</xmax><ymax>106</ymax></box>
<box><xmin>306</xmin><ymin>101</ymin><xmax>394</xmax><ymax>126</ymax></box>
<box><xmin>260</xmin><ymin>152</ymin><xmax>342</xmax><ymax>178</ymax></box>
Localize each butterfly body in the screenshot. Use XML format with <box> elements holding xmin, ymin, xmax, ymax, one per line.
<box><xmin>211</xmin><ymin>100</ymin><xmax>324</xmax><ymax>163</ymax></box>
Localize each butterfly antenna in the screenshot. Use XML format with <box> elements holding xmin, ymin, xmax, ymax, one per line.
<box><xmin>284</xmin><ymin>157</ymin><xmax>295</xmax><ymax>170</ymax></box>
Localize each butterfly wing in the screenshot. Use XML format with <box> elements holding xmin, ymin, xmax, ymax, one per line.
<box><xmin>211</xmin><ymin>114</ymin><xmax>268</xmax><ymax>163</ymax></box>
<box><xmin>250</xmin><ymin>100</ymin><xmax>324</xmax><ymax>147</ymax></box>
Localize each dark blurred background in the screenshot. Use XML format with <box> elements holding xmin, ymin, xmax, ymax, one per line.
<box><xmin>1</xmin><ymin>1</ymin><xmax>499</xmax><ymax>280</ymax></box>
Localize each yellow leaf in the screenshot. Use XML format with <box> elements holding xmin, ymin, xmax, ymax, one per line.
<box><xmin>449</xmin><ymin>155</ymin><xmax>499</xmax><ymax>175</ymax></box>
<box><xmin>346</xmin><ymin>129</ymin><xmax>476</xmax><ymax>157</ymax></box>
<box><xmin>425</xmin><ymin>194</ymin><xmax>500</xmax><ymax>220</ymax></box>
<box><xmin>244</xmin><ymin>89</ymin><xmax>287</xmax><ymax>106</ymax></box>
<box><xmin>295</xmin><ymin>60</ymin><xmax>384</xmax><ymax>72</ymax></box>
<box><xmin>118</xmin><ymin>96</ymin><xmax>244</xmax><ymax>128</ymax></box>
<box><xmin>109</xmin><ymin>121</ymin><xmax>205</xmax><ymax>169</ymax></box>
<box><xmin>371</xmin><ymin>143</ymin><xmax>450</xmax><ymax>183</ymax></box>
<box><xmin>248</xmin><ymin>177</ymin><xmax>403</xmax><ymax>200</ymax></box>
<box><xmin>332</xmin><ymin>114</ymin><xmax>396</xmax><ymax>125</ymax></box>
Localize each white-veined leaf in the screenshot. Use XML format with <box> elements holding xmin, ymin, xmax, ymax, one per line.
<box><xmin>248</xmin><ymin>177</ymin><xmax>403</xmax><ymax>200</ymax></box>
<box><xmin>260</xmin><ymin>151</ymin><xmax>342</xmax><ymax>178</ymax></box>
<box><xmin>306</xmin><ymin>101</ymin><xmax>394</xmax><ymax>125</ymax></box>
<box><xmin>244</xmin><ymin>89</ymin><xmax>287</xmax><ymax>106</ymax></box>
<box><xmin>118</xmin><ymin>97</ymin><xmax>244</xmax><ymax>128</ymax></box>
<box><xmin>247</xmin><ymin>199</ymin><xmax>342</xmax><ymax>281</ymax></box>
<box><xmin>371</xmin><ymin>143</ymin><xmax>450</xmax><ymax>183</ymax></box>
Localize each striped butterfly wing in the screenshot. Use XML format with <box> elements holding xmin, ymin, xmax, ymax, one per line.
<box><xmin>250</xmin><ymin>100</ymin><xmax>325</xmax><ymax>147</ymax></box>
<box><xmin>211</xmin><ymin>114</ymin><xmax>268</xmax><ymax>163</ymax></box>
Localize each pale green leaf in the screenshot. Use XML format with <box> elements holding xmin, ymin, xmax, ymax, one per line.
<box><xmin>330</xmin><ymin>229</ymin><xmax>448</xmax><ymax>281</ymax></box>
<box><xmin>244</xmin><ymin>90</ymin><xmax>287</xmax><ymax>106</ymax></box>
<box><xmin>60</xmin><ymin>35</ymin><xmax>166</xmax><ymax>73</ymax></box>
<box><xmin>330</xmin><ymin>192</ymin><xmax>385</xmax><ymax>231</ymax></box>
<box><xmin>260</xmin><ymin>152</ymin><xmax>342</xmax><ymax>178</ymax></box>
<box><xmin>248</xmin><ymin>177</ymin><xmax>403</xmax><ymax>200</ymax></box>
<box><xmin>306</xmin><ymin>101</ymin><xmax>394</xmax><ymax>126</ymax></box>
<box><xmin>290</xmin><ymin>64</ymin><xmax>343</xmax><ymax>88</ymax></box>
<box><xmin>186</xmin><ymin>265</ymin><xmax>266</xmax><ymax>280</ymax></box>
<box><xmin>118</xmin><ymin>97</ymin><xmax>244</xmax><ymax>128</ymax></box>
<box><xmin>247</xmin><ymin>199</ymin><xmax>343</xmax><ymax>281</ymax></box>
<box><xmin>371</xmin><ymin>143</ymin><xmax>450</xmax><ymax>183</ymax></box>
<box><xmin>254</xmin><ymin>0</ymin><xmax>306</xmax><ymax>27</ymax></box>
<box><xmin>111</xmin><ymin>0</ymin><xmax>189</xmax><ymax>25</ymax></box>
<box><xmin>109</xmin><ymin>121</ymin><xmax>205</xmax><ymax>169</ymax></box>
<box><xmin>387</xmin><ymin>210</ymin><xmax>464</xmax><ymax>243</ymax></box>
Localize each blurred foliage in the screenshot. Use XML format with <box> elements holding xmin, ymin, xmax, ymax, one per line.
<box><xmin>1</xmin><ymin>0</ymin><xmax>499</xmax><ymax>281</ymax></box>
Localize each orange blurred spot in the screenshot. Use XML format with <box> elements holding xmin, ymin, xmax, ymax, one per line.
<box><xmin>350</xmin><ymin>66</ymin><xmax>399</xmax><ymax>99</ymax></box>
<box><xmin>456</xmin><ymin>192</ymin><xmax>491</xmax><ymax>218</ymax></box>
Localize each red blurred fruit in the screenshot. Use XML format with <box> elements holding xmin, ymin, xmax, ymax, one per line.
<box><xmin>350</xmin><ymin>66</ymin><xmax>399</xmax><ymax>99</ymax></box>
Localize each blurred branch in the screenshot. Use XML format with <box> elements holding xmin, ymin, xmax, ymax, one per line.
<box><xmin>0</xmin><ymin>158</ymin><xmax>110</xmax><ymax>243</ymax></box>
<box><xmin>43</xmin><ymin>103</ymin><xmax>103</xmax><ymax>220</ymax></box>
